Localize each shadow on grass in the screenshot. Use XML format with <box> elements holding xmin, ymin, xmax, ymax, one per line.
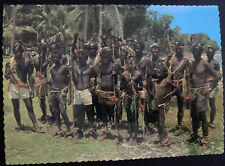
<box><xmin>14</xmin><ymin>125</ymin><xmax>35</xmax><ymax>132</ymax></box>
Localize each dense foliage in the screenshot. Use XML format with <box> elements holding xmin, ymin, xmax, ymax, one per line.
<box><xmin>3</xmin><ymin>5</ymin><xmax>220</xmax><ymax>53</ymax></box>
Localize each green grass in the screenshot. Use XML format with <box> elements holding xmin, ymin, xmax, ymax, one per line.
<box><xmin>3</xmin><ymin>57</ymin><xmax>224</xmax><ymax>164</ymax></box>
<box><xmin>166</xmin><ymin>91</ymin><xmax>224</xmax><ymax>156</ymax></box>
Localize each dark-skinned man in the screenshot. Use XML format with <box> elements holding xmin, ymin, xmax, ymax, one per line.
<box><xmin>49</xmin><ymin>42</ymin><xmax>72</xmax><ymax>137</ymax></box>
<box><xmin>71</xmin><ymin>48</ymin><xmax>96</xmax><ymax>140</ymax></box>
<box><xmin>138</xmin><ymin>43</ymin><xmax>168</xmax><ymax>135</ymax></box>
<box><xmin>188</xmin><ymin>43</ymin><xmax>220</xmax><ymax>145</ymax></box>
<box><xmin>35</xmin><ymin>40</ymin><xmax>54</xmax><ymax>124</ymax></box>
<box><xmin>86</xmin><ymin>42</ymin><xmax>102</xmax><ymax>124</ymax></box>
<box><xmin>133</xmin><ymin>40</ymin><xmax>145</xmax><ymax>65</ymax></box>
<box><xmin>5</xmin><ymin>43</ymin><xmax>43</xmax><ymax>133</ymax></box>
<box><xmin>152</xmin><ymin>76</ymin><xmax>178</xmax><ymax>146</ymax></box>
<box><xmin>168</xmin><ymin>42</ymin><xmax>190</xmax><ymax>130</ymax></box>
<box><xmin>120</xmin><ymin>54</ymin><xmax>143</xmax><ymax>145</ymax></box>
<box><xmin>206</xmin><ymin>45</ymin><xmax>221</xmax><ymax>129</ymax></box>
<box><xmin>95</xmin><ymin>47</ymin><xmax>121</xmax><ymax>144</ymax></box>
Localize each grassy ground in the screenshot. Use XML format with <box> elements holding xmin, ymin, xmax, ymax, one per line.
<box><xmin>3</xmin><ymin>57</ymin><xmax>224</xmax><ymax>164</ymax></box>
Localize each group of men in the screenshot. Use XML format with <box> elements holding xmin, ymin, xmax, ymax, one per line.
<box><xmin>5</xmin><ymin>34</ymin><xmax>221</xmax><ymax>147</ymax></box>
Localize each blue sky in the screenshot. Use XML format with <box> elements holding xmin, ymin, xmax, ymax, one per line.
<box><xmin>147</xmin><ymin>5</ymin><xmax>221</xmax><ymax>48</ymax></box>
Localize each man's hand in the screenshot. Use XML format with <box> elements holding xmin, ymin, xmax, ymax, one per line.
<box><xmin>30</xmin><ymin>90</ymin><xmax>35</xmax><ymax>98</ymax></box>
<box><xmin>143</xmin><ymin>81</ymin><xmax>147</xmax><ymax>87</ymax></box>
<box><xmin>203</xmin><ymin>87</ymin><xmax>210</xmax><ymax>95</ymax></box>
<box><xmin>8</xmin><ymin>68</ymin><xmax>16</xmax><ymax>75</ymax></box>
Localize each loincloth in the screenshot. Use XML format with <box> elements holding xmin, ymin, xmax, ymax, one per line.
<box><xmin>190</xmin><ymin>87</ymin><xmax>207</xmax><ymax>112</ymax></box>
<box><xmin>35</xmin><ymin>79</ymin><xmax>49</xmax><ymax>97</ymax></box>
<box><xmin>96</xmin><ymin>89</ymin><xmax>115</xmax><ymax>105</ymax></box>
<box><xmin>49</xmin><ymin>87</ymin><xmax>67</xmax><ymax>105</ymax></box>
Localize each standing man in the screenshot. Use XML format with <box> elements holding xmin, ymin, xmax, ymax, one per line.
<box><xmin>96</xmin><ymin>47</ymin><xmax>120</xmax><ymax>143</ymax></box>
<box><xmin>71</xmin><ymin>48</ymin><xmax>96</xmax><ymax>140</ymax></box>
<box><xmin>169</xmin><ymin>42</ymin><xmax>190</xmax><ymax>129</ymax></box>
<box><xmin>36</xmin><ymin>41</ymin><xmax>53</xmax><ymax>123</ymax></box>
<box><xmin>188</xmin><ymin>44</ymin><xmax>220</xmax><ymax>144</ymax></box>
<box><xmin>138</xmin><ymin>43</ymin><xmax>168</xmax><ymax>134</ymax></box>
<box><xmin>153</xmin><ymin>77</ymin><xmax>178</xmax><ymax>146</ymax></box>
<box><xmin>49</xmin><ymin>42</ymin><xmax>72</xmax><ymax>137</ymax></box>
<box><xmin>120</xmin><ymin>54</ymin><xmax>143</xmax><ymax>145</ymax></box>
<box><xmin>5</xmin><ymin>44</ymin><xmax>43</xmax><ymax>133</ymax></box>
<box><xmin>206</xmin><ymin>45</ymin><xmax>221</xmax><ymax>129</ymax></box>
<box><xmin>86</xmin><ymin>42</ymin><xmax>102</xmax><ymax>123</ymax></box>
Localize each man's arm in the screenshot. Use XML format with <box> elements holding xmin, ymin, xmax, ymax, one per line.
<box><xmin>120</xmin><ymin>74</ymin><xmax>126</xmax><ymax>91</ymax></box>
<box><xmin>28</xmin><ymin>60</ymin><xmax>35</xmax><ymax>97</ymax></box>
<box><xmin>204</xmin><ymin>61</ymin><xmax>221</xmax><ymax>90</ymax></box>
<box><xmin>5</xmin><ymin>61</ymin><xmax>12</xmax><ymax>80</ymax></box>
<box><xmin>137</xmin><ymin>56</ymin><xmax>148</xmax><ymax>74</ymax></box>
<box><xmin>41</xmin><ymin>57</ymin><xmax>50</xmax><ymax>73</ymax></box>
<box><xmin>71</xmin><ymin>64</ymin><xmax>78</xmax><ymax>85</ymax></box>
<box><xmin>65</xmin><ymin>66</ymin><xmax>72</xmax><ymax>105</ymax></box>
<box><xmin>214</xmin><ymin>61</ymin><xmax>222</xmax><ymax>80</ymax></box>
<box><xmin>136</xmin><ymin>73</ymin><xmax>143</xmax><ymax>91</ymax></box>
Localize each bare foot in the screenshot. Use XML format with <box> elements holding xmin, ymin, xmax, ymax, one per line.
<box><xmin>99</xmin><ymin>134</ymin><xmax>107</xmax><ymax>141</ymax></box>
<box><xmin>15</xmin><ymin>124</ymin><xmax>26</xmax><ymax>131</ymax></box>
<box><xmin>54</xmin><ymin>130</ymin><xmax>64</xmax><ymax>138</ymax></box>
<box><xmin>32</xmin><ymin>126</ymin><xmax>45</xmax><ymax>133</ymax></box>
<box><xmin>89</xmin><ymin>136</ymin><xmax>96</xmax><ymax>142</ymax></box>
<box><xmin>66</xmin><ymin>136</ymin><xmax>73</xmax><ymax>140</ymax></box>
<box><xmin>114</xmin><ymin>137</ymin><xmax>120</xmax><ymax>145</ymax></box>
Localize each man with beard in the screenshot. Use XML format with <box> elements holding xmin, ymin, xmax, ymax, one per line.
<box><xmin>188</xmin><ymin>43</ymin><xmax>220</xmax><ymax>145</ymax></box>
<box><xmin>49</xmin><ymin>43</ymin><xmax>72</xmax><ymax>137</ymax></box>
<box><xmin>168</xmin><ymin>42</ymin><xmax>190</xmax><ymax>130</ymax></box>
<box><xmin>95</xmin><ymin>47</ymin><xmax>121</xmax><ymax>144</ymax></box>
<box><xmin>5</xmin><ymin>43</ymin><xmax>43</xmax><ymax>133</ymax></box>
<box><xmin>206</xmin><ymin>45</ymin><xmax>221</xmax><ymax>129</ymax></box>
<box><xmin>71</xmin><ymin>48</ymin><xmax>96</xmax><ymax>140</ymax></box>
<box><xmin>120</xmin><ymin>54</ymin><xmax>143</xmax><ymax>145</ymax></box>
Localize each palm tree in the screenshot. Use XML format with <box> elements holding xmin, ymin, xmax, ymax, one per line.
<box><xmin>10</xmin><ymin>5</ymin><xmax>16</xmax><ymax>56</ymax></box>
<box><xmin>107</xmin><ymin>5</ymin><xmax>124</xmax><ymax>40</ymax></box>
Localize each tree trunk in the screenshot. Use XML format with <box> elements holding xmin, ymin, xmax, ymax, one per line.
<box><xmin>98</xmin><ymin>5</ymin><xmax>102</xmax><ymax>50</ymax></box>
<box><xmin>10</xmin><ymin>5</ymin><xmax>16</xmax><ymax>56</ymax></box>
<box><xmin>92</xmin><ymin>7</ymin><xmax>97</xmax><ymax>36</ymax></box>
<box><xmin>83</xmin><ymin>5</ymin><xmax>88</xmax><ymax>41</ymax></box>
<box><xmin>108</xmin><ymin>5</ymin><xmax>124</xmax><ymax>40</ymax></box>
<box><xmin>36</xmin><ymin>30</ymin><xmax>38</xmax><ymax>47</ymax></box>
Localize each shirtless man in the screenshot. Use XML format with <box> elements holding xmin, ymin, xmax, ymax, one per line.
<box><xmin>169</xmin><ymin>42</ymin><xmax>190</xmax><ymax>129</ymax></box>
<box><xmin>49</xmin><ymin>43</ymin><xmax>72</xmax><ymax>136</ymax></box>
<box><xmin>138</xmin><ymin>43</ymin><xmax>168</xmax><ymax>134</ymax></box>
<box><xmin>96</xmin><ymin>47</ymin><xmax>120</xmax><ymax>143</ymax></box>
<box><xmin>71</xmin><ymin>48</ymin><xmax>96</xmax><ymax>140</ymax></box>
<box><xmin>206</xmin><ymin>45</ymin><xmax>221</xmax><ymax>129</ymax></box>
<box><xmin>5</xmin><ymin>44</ymin><xmax>43</xmax><ymax>133</ymax></box>
<box><xmin>188</xmin><ymin>43</ymin><xmax>220</xmax><ymax>145</ymax></box>
<box><xmin>85</xmin><ymin>42</ymin><xmax>102</xmax><ymax>123</ymax></box>
<box><xmin>36</xmin><ymin>41</ymin><xmax>53</xmax><ymax>123</ymax></box>
<box><xmin>153</xmin><ymin>77</ymin><xmax>178</xmax><ymax>146</ymax></box>
<box><xmin>120</xmin><ymin>54</ymin><xmax>143</xmax><ymax>145</ymax></box>
<box><xmin>133</xmin><ymin>40</ymin><xmax>145</xmax><ymax>64</ymax></box>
